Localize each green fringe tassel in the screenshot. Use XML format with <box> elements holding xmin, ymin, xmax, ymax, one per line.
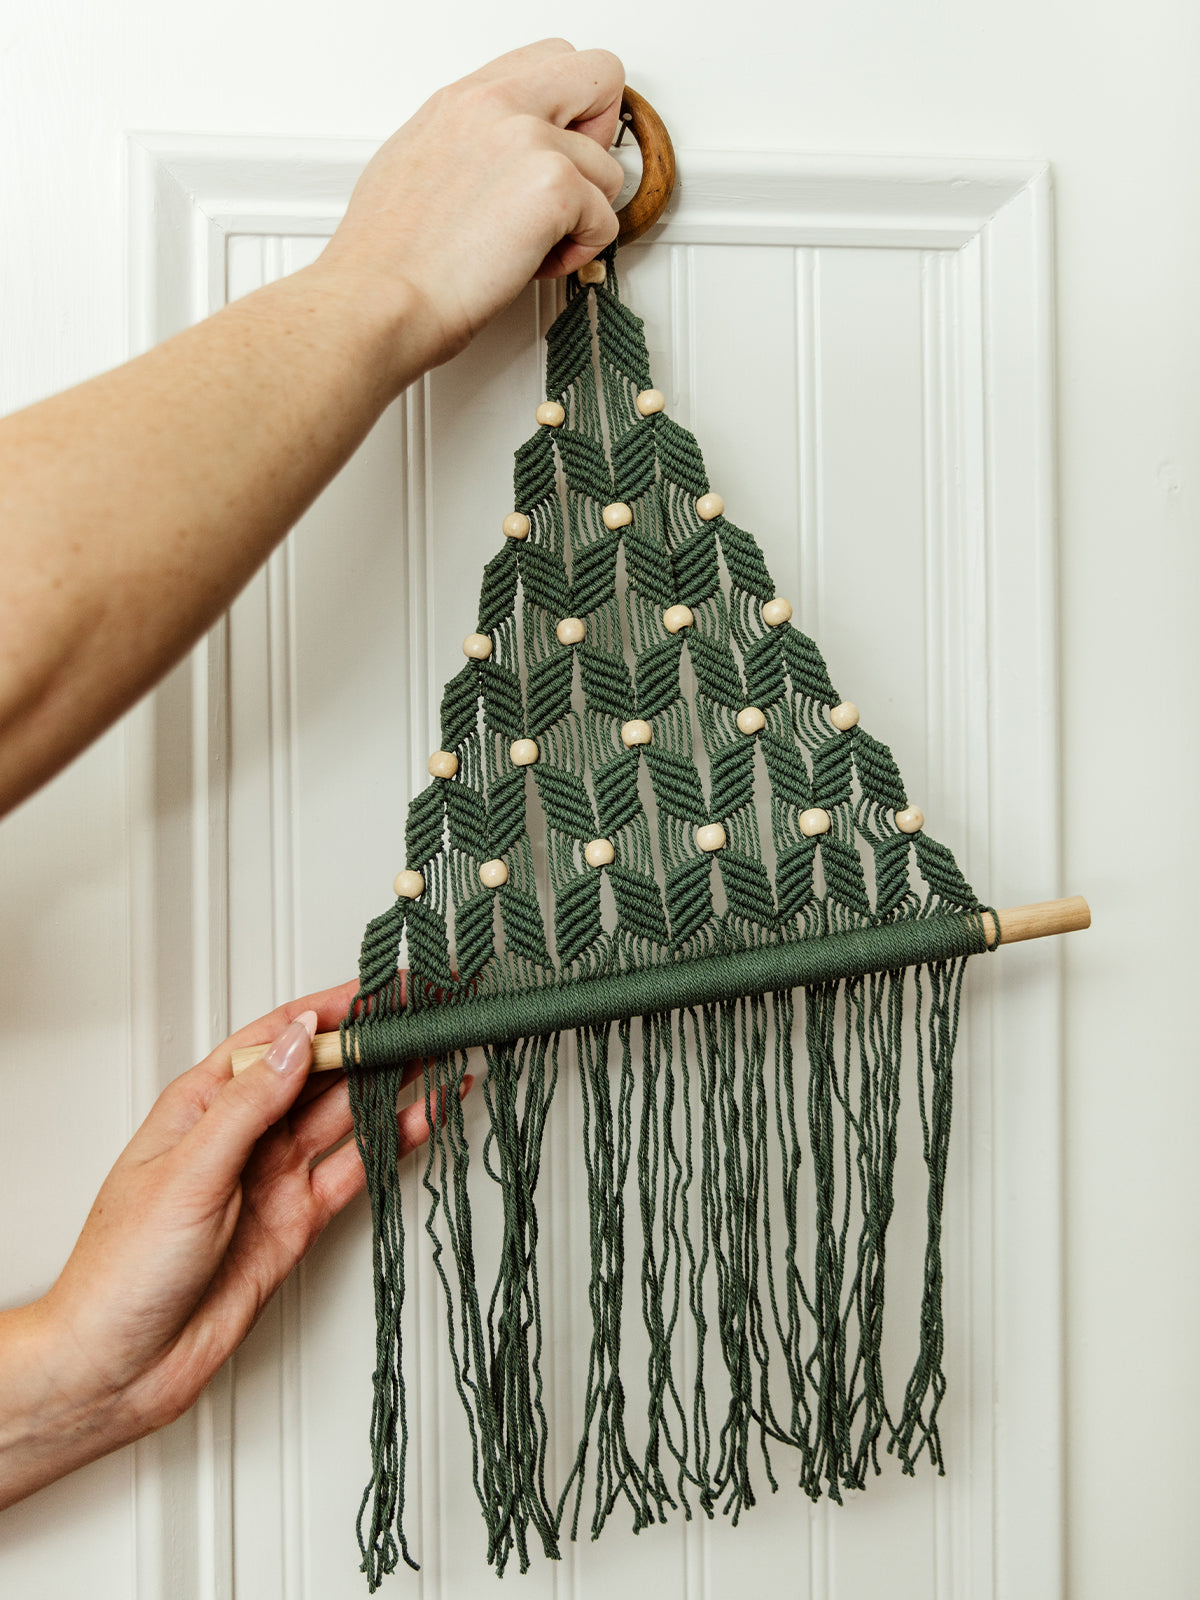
<box><xmin>353</xmin><ymin>957</ymin><xmax>968</xmax><ymax>1584</ymax></box>
<box><xmin>347</xmin><ymin>1059</ymin><xmax>418</xmax><ymax>1586</ymax></box>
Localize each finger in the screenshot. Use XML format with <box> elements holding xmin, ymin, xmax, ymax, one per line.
<box><xmin>309</xmin><ymin>1075</ymin><xmax>474</xmax><ymax>1218</ymax></box>
<box><xmin>558</xmin><ymin>49</ymin><xmax>626</xmax><ymax>147</ymax></box>
<box><xmin>293</xmin><ymin>1051</ymin><xmax>437</xmax><ymax>1164</ymax></box>
<box><xmin>290</xmin><ymin>1071</ymin><xmax>352</xmax><ymax>1163</ymax></box>
<box><xmin>469</xmin><ymin>35</ymin><xmax>577</xmax><ymax>76</ymax></box>
<box><xmin>177</xmin><ymin>1011</ymin><xmax>318</xmax><ymax>1195</ymax></box>
<box><xmin>553</xmin><ymin>125</ymin><xmax>626</xmax><ymax>206</ymax></box>
<box><xmin>396</xmin><ymin>1075</ymin><xmax>474</xmax><ymax>1162</ymax></box>
<box><xmin>135</xmin><ymin>983</ymin><xmax>361</xmax><ymax>1161</ymax></box>
<box><xmin>293</xmin><ymin>1066</ymin><xmax>347</xmax><ymax>1112</ymax></box>
<box><xmin>219</xmin><ymin>980</ymin><xmax>359</xmax><ymax>1060</ymax></box>
<box><xmin>182</xmin><ymin>978</ymin><xmax>360</xmax><ymax>1108</ymax></box>
<box><xmin>288</xmin><ymin>973</ymin><xmax>416</xmax><ymax>1111</ymax></box>
<box><xmin>558</xmin><ymin>164</ymin><xmax>622</xmax><ymax>260</ymax></box>
<box><xmin>399</xmin><ymin>1054</ymin><xmax>426</xmax><ymax>1091</ymax></box>
<box><xmin>532</xmin><ymin>171</ymin><xmax>621</xmax><ymax>281</ymax></box>
<box><xmin>470</xmin><ymin>40</ymin><xmax>624</xmax><ymax>140</ymax></box>
<box><xmin>533</xmin><ymin>44</ymin><xmax>625</xmax><ymax>136</ymax></box>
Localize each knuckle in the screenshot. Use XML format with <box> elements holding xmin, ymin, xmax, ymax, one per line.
<box><xmin>446</xmin><ymin>77</ymin><xmax>511</xmax><ymax>122</ymax></box>
<box><xmin>589</xmin><ymin>47</ymin><xmax>625</xmax><ymax>80</ymax></box>
<box><xmin>420</xmin><ymin>81</ymin><xmax>458</xmax><ymax>123</ymax></box>
<box><xmin>533</xmin><ymin>150</ymin><xmax>578</xmax><ymax>192</ymax></box>
<box><xmin>507</xmin><ymin>111</ymin><xmax>546</xmax><ymax>150</ymax></box>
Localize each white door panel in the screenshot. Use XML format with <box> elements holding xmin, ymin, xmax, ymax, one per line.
<box><xmin>108</xmin><ymin>141</ymin><xmax>1059</xmax><ymax>1598</ymax></box>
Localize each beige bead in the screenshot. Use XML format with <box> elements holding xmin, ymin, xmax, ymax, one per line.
<box><xmin>503</xmin><ymin>511</ymin><xmax>531</xmax><ymax>541</ymax></box>
<box><xmin>636</xmin><ymin>388</ymin><xmax>665</xmax><ymax>416</ymax></box>
<box><xmin>696</xmin><ymin>492</ymin><xmax>725</xmax><ymax>521</ymax></box>
<box><xmin>584</xmin><ymin>838</ymin><xmax>615</xmax><ymax>868</ymax></box>
<box><xmin>602</xmin><ymin>501</ymin><xmax>633</xmax><ymax>530</ymax></box>
<box><xmin>427</xmin><ymin>750</ymin><xmax>459</xmax><ymax>779</ymax></box>
<box><xmin>578</xmin><ymin>259</ymin><xmax>607</xmax><ymax>286</ymax></box>
<box><xmin>621</xmin><ymin>719</ymin><xmax>653</xmax><ymax>748</ymax></box>
<box><xmin>510</xmin><ymin>738</ymin><xmax>539</xmax><ymax>767</ymax></box>
<box><xmin>462</xmin><ymin>632</ymin><xmax>492</xmax><ymax>660</ymax></box>
<box><xmin>663</xmin><ymin>603</ymin><xmax>694</xmax><ymax>634</ymax></box>
<box><xmin>695</xmin><ymin>823</ymin><xmax>727</xmax><ymax>853</ymax></box>
<box><xmin>556</xmin><ymin>616</ymin><xmax>586</xmax><ymax>646</ymax></box>
<box><xmin>896</xmin><ymin>806</ymin><xmax>925</xmax><ymax>834</ymax></box>
<box><xmin>762</xmin><ymin>597</ymin><xmax>794</xmax><ymax>628</ymax></box>
<box><xmin>479</xmin><ymin>858</ymin><xmax>509</xmax><ymax>889</ymax></box>
<box><xmin>736</xmin><ymin>706</ymin><xmax>766</xmax><ymax>736</ymax></box>
<box><xmin>799</xmin><ymin>807</ymin><xmax>831</xmax><ymax>837</ymax></box>
<box><xmin>536</xmin><ymin>401</ymin><xmax>566</xmax><ymax>428</ymax></box>
<box><xmin>830</xmin><ymin>701</ymin><xmax>860</xmax><ymax>731</ymax></box>
<box><xmin>392</xmin><ymin>869</ymin><xmax>425</xmax><ymax>900</ymax></box>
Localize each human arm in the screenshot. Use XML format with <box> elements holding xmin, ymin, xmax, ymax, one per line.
<box><xmin>0</xmin><ymin>38</ymin><xmax>625</xmax><ymax>816</ymax></box>
<box><xmin>0</xmin><ymin>980</ymin><xmax>468</xmax><ymax>1508</ymax></box>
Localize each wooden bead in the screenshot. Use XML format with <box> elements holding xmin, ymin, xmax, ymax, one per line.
<box><xmin>636</xmin><ymin>388</ymin><xmax>665</xmax><ymax>416</ymax></box>
<box><xmin>392</xmin><ymin>869</ymin><xmax>425</xmax><ymax>900</ymax></box>
<box><xmin>736</xmin><ymin>706</ymin><xmax>766</xmax><ymax>735</ymax></box>
<box><xmin>695</xmin><ymin>823</ymin><xmax>727</xmax><ymax>853</ymax></box>
<box><xmin>510</xmin><ymin>738</ymin><xmax>539</xmax><ymax>767</ymax></box>
<box><xmin>621</xmin><ymin>719</ymin><xmax>653</xmax><ymax>747</ymax></box>
<box><xmin>479</xmin><ymin>858</ymin><xmax>509</xmax><ymax>889</ymax></box>
<box><xmin>663</xmin><ymin>603</ymin><xmax>694</xmax><ymax>634</ymax></box>
<box><xmin>427</xmin><ymin>750</ymin><xmax>459</xmax><ymax>779</ymax></box>
<box><xmin>602</xmin><ymin>501</ymin><xmax>633</xmax><ymax>530</ymax></box>
<box><xmin>503</xmin><ymin>512</ymin><xmax>530</xmax><ymax>541</ymax></box>
<box><xmin>762</xmin><ymin>597</ymin><xmax>794</xmax><ymax>628</ymax></box>
<box><xmin>556</xmin><ymin>616</ymin><xmax>586</xmax><ymax>646</ymax></box>
<box><xmin>896</xmin><ymin>806</ymin><xmax>925</xmax><ymax>834</ymax></box>
<box><xmin>536</xmin><ymin>401</ymin><xmax>565</xmax><ymax>428</ymax></box>
<box><xmin>462</xmin><ymin>633</ymin><xmax>492</xmax><ymax>660</ymax></box>
<box><xmin>578</xmin><ymin>259</ymin><xmax>607</xmax><ymax>285</ymax></box>
<box><xmin>696</xmin><ymin>492</ymin><xmax>725</xmax><ymax>521</ymax></box>
<box><xmin>799</xmin><ymin>807</ymin><xmax>831</xmax><ymax>837</ymax></box>
<box><xmin>584</xmin><ymin>838</ymin><xmax>615</xmax><ymax>868</ymax></box>
<box><xmin>830</xmin><ymin>701</ymin><xmax>860</xmax><ymax>731</ymax></box>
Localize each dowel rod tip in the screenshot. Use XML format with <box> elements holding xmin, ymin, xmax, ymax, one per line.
<box><xmin>988</xmin><ymin>894</ymin><xmax>1091</xmax><ymax>946</ymax></box>
<box><xmin>232</xmin><ymin>1030</ymin><xmax>347</xmax><ymax>1077</ymax></box>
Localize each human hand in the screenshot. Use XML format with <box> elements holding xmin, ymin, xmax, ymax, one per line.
<box><xmin>316</xmin><ymin>38</ymin><xmax>626</xmax><ymax>374</ymax></box>
<box><xmin>0</xmin><ymin>980</ymin><xmax>468</xmax><ymax>1508</ymax></box>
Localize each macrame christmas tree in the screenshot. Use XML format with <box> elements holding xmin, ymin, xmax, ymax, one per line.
<box><xmin>342</xmin><ymin>246</ymin><xmax>995</xmax><ymax>1588</ymax></box>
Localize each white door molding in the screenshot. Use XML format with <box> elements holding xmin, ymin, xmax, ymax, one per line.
<box><xmin>127</xmin><ymin>134</ymin><xmax>1059</xmax><ymax>1600</ymax></box>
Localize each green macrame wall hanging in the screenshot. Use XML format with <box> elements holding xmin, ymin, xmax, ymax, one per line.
<box><xmin>290</xmin><ymin>94</ymin><xmax>1088</xmax><ymax>1590</ymax></box>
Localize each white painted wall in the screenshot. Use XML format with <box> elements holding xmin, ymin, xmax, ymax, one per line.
<box><xmin>1</xmin><ymin>5</ymin><xmax>1196</xmax><ymax>1598</ymax></box>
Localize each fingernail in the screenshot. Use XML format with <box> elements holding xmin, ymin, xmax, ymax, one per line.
<box><xmin>262</xmin><ymin>1011</ymin><xmax>318</xmax><ymax>1075</ymax></box>
<box><xmin>459</xmin><ymin>1074</ymin><xmax>474</xmax><ymax>1100</ymax></box>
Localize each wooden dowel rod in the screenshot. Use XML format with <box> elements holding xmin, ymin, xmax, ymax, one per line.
<box><xmin>231</xmin><ymin>895</ymin><xmax>1089</xmax><ymax>1076</ymax></box>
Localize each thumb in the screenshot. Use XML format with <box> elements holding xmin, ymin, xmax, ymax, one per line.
<box><xmin>180</xmin><ymin>1010</ymin><xmax>319</xmax><ymax>1194</ymax></box>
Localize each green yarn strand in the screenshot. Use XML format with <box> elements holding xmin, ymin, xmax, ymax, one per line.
<box><xmin>349</xmin><ymin>1061</ymin><xmax>417</xmax><ymax>1590</ymax></box>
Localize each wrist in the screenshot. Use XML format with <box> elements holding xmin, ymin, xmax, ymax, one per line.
<box><xmin>288</xmin><ymin>251</ymin><xmax>458</xmax><ymax>402</ymax></box>
<box><xmin>0</xmin><ymin>1298</ymin><xmax>134</xmax><ymax>1509</ymax></box>
<box><xmin>0</xmin><ymin>1294</ymin><xmax>156</xmax><ymax>1509</ymax></box>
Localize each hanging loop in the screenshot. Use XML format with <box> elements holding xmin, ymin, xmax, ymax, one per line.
<box><xmin>614</xmin><ymin>87</ymin><xmax>676</xmax><ymax>247</ymax></box>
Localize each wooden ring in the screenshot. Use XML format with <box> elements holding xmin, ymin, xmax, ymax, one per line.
<box><xmin>615</xmin><ymin>88</ymin><xmax>676</xmax><ymax>247</ymax></box>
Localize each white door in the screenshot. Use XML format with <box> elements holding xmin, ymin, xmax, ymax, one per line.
<box><xmin>1</xmin><ymin>12</ymin><xmax>1194</xmax><ymax>1600</ymax></box>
